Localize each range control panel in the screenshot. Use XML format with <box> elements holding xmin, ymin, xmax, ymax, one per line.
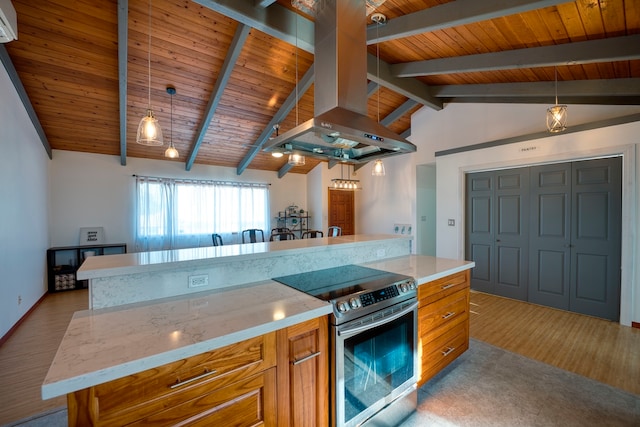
<box><xmin>335</xmin><ymin>279</ymin><xmax>416</xmax><ymax>314</ymax></box>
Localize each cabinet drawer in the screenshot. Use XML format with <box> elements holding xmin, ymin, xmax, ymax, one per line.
<box><xmin>73</xmin><ymin>332</ymin><xmax>276</xmax><ymax>426</ymax></box>
<box><xmin>418</xmin><ymin>270</ymin><xmax>469</xmax><ymax>306</ymax></box>
<box><xmin>127</xmin><ymin>368</ymin><xmax>277</xmax><ymax>427</ymax></box>
<box><xmin>418</xmin><ymin>322</ymin><xmax>469</xmax><ymax>387</ymax></box>
<box><xmin>418</xmin><ymin>288</ymin><xmax>469</xmax><ymax>343</ymax></box>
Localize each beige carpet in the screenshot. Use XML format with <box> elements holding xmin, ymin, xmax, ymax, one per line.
<box><xmin>402</xmin><ymin>339</ymin><xmax>640</xmax><ymax>427</ymax></box>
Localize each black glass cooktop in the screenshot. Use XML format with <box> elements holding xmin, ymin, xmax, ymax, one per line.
<box><xmin>272</xmin><ymin>264</ymin><xmax>411</xmax><ymax>301</ymax></box>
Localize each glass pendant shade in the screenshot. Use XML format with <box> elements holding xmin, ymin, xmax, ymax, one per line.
<box><xmin>546</xmin><ymin>105</ymin><xmax>567</xmax><ymax>133</ymax></box>
<box><xmin>137</xmin><ymin>109</ymin><xmax>164</xmax><ymax>146</ymax></box>
<box><xmin>288</xmin><ymin>153</ymin><xmax>305</xmax><ymax>166</ymax></box>
<box><xmin>164</xmin><ymin>144</ymin><xmax>179</xmax><ymax>158</ymax></box>
<box><xmin>372</xmin><ymin>159</ymin><xmax>386</xmax><ymax>176</ymax></box>
<box><xmin>271</xmin><ymin>151</ymin><xmax>284</xmax><ymax>158</ymax></box>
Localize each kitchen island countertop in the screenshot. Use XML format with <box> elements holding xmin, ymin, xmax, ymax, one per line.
<box><xmin>42</xmin><ymin>254</ymin><xmax>473</xmax><ymax>400</ymax></box>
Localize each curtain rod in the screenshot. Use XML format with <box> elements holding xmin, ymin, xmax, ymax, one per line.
<box><xmin>132</xmin><ymin>174</ymin><xmax>270</xmax><ymax>186</ymax></box>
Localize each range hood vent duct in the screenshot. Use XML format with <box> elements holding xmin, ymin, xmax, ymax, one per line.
<box><xmin>263</xmin><ymin>0</ymin><xmax>416</xmax><ymax>164</ymax></box>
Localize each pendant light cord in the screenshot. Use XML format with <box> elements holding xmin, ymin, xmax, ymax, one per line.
<box><xmin>147</xmin><ymin>0</ymin><xmax>152</xmax><ymax>108</ymax></box>
<box><xmin>376</xmin><ymin>20</ymin><xmax>380</xmax><ymax>123</ymax></box>
<box><xmin>554</xmin><ymin>66</ymin><xmax>558</xmax><ymax>105</ymax></box>
<box><xmin>295</xmin><ymin>14</ymin><xmax>299</xmax><ymax>127</ymax></box>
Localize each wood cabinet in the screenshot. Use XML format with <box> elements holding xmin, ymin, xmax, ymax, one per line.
<box><xmin>67</xmin><ymin>317</ymin><xmax>330</xmax><ymax>427</ymax></box>
<box><xmin>417</xmin><ymin>270</ymin><xmax>470</xmax><ymax>387</ymax></box>
<box><xmin>276</xmin><ymin>316</ymin><xmax>329</xmax><ymax>427</ymax></box>
<box><xmin>68</xmin><ymin>332</ymin><xmax>277</xmax><ymax>426</ymax></box>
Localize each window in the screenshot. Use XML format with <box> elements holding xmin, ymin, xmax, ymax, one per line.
<box><xmin>135</xmin><ymin>176</ymin><xmax>270</xmax><ymax>251</ymax></box>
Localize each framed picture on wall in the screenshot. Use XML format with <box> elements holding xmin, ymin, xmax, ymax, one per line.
<box><xmin>79</xmin><ymin>227</ymin><xmax>105</xmax><ymax>245</ymax></box>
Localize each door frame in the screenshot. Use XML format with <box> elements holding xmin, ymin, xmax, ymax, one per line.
<box><xmin>456</xmin><ymin>144</ymin><xmax>635</xmax><ymax>326</ymax></box>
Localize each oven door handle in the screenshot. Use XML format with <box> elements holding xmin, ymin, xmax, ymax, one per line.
<box><xmin>337</xmin><ymin>301</ymin><xmax>418</xmax><ymax>339</ymax></box>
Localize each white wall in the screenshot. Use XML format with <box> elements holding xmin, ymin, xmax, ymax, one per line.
<box><xmin>410</xmin><ymin>102</ymin><xmax>640</xmax><ymax>326</ymax></box>
<box><xmin>0</xmin><ymin>65</ymin><xmax>50</xmax><ymax>338</ymax></box>
<box><xmin>49</xmin><ymin>150</ymin><xmax>307</xmax><ymax>249</ymax></box>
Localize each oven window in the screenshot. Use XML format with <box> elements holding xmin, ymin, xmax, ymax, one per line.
<box><xmin>342</xmin><ymin>311</ymin><xmax>414</xmax><ymax>424</ymax></box>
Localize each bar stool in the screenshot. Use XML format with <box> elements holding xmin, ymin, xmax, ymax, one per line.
<box><xmin>242</xmin><ymin>229</ymin><xmax>265</xmax><ymax>243</ymax></box>
<box><xmin>211</xmin><ymin>233</ymin><xmax>223</xmax><ymax>246</ymax></box>
<box><xmin>301</xmin><ymin>230</ymin><xmax>324</xmax><ymax>238</ymax></box>
<box><xmin>328</xmin><ymin>226</ymin><xmax>342</xmax><ymax>237</ymax></box>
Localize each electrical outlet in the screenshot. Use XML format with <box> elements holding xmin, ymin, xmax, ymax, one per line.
<box><xmin>18</xmin><ymin>295</ymin><xmax>22</xmax><ymax>305</ymax></box>
<box><xmin>448</xmin><ymin>219</ymin><xmax>455</xmax><ymax>226</ymax></box>
<box><xmin>188</xmin><ymin>274</ymin><xmax>209</xmax><ymax>288</ymax></box>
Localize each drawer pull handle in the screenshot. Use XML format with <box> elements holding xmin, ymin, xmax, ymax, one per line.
<box><xmin>170</xmin><ymin>368</ymin><xmax>218</xmax><ymax>389</ymax></box>
<box><xmin>442</xmin><ymin>311</ymin><xmax>456</xmax><ymax>319</ymax></box>
<box><xmin>293</xmin><ymin>351</ymin><xmax>321</xmax><ymax>365</ymax></box>
<box><xmin>441</xmin><ymin>347</ymin><xmax>456</xmax><ymax>357</ymax></box>
<box><xmin>441</xmin><ymin>283</ymin><xmax>456</xmax><ymax>290</ymax></box>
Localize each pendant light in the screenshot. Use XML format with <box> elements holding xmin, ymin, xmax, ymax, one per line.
<box><xmin>546</xmin><ymin>67</ymin><xmax>567</xmax><ymax>133</ymax></box>
<box><xmin>372</xmin><ymin>159</ymin><xmax>386</xmax><ymax>176</ymax></box>
<box><xmin>288</xmin><ymin>13</ymin><xmax>305</xmax><ymax>166</ymax></box>
<box><xmin>371</xmin><ymin>13</ymin><xmax>386</xmax><ymax>176</ymax></box>
<box><xmin>136</xmin><ymin>0</ymin><xmax>163</xmax><ymax>146</ymax></box>
<box><xmin>164</xmin><ymin>86</ymin><xmax>179</xmax><ymax>158</ymax></box>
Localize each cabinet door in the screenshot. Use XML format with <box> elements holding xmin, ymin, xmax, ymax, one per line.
<box><xmin>277</xmin><ymin>316</ymin><xmax>329</xmax><ymax>427</ymax></box>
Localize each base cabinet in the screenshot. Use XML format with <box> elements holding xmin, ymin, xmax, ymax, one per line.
<box><xmin>67</xmin><ymin>317</ymin><xmax>329</xmax><ymax>427</ymax></box>
<box><xmin>277</xmin><ymin>316</ymin><xmax>329</xmax><ymax>427</ymax></box>
<box><xmin>417</xmin><ymin>270</ymin><xmax>470</xmax><ymax>387</ymax></box>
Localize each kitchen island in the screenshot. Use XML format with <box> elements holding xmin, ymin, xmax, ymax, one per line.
<box><xmin>43</xmin><ymin>235</ymin><xmax>473</xmax><ymax>425</ymax></box>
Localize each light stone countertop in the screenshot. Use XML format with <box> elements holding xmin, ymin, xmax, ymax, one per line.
<box><xmin>77</xmin><ymin>234</ymin><xmax>409</xmax><ymax>280</ymax></box>
<box><xmin>42</xmin><ymin>254</ymin><xmax>473</xmax><ymax>400</ymax></box>
<box><xmin>41</xmin><ymin>280</ymin><xmax>332</xmax><ymax>400</ymax></box>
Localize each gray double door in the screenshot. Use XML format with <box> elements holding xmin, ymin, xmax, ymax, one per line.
<box><xmin>465</xmin><ymin>157</ymin><xmax>622</xmax><ymax>321</ymax></box>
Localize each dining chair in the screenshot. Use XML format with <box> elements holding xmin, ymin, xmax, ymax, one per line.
<box><xmin>211</xmin><ymin>233</ymin><xmax>223</xmax><ymax>246</ymax></box>
<box><xmin>242</xmin><ymin>229</ymin><xmax>265</xmax><ymax>243</ymax></box>
<box><xmin>271</xmin><ymin>227</ymin><xmax>291</xmax><ymax>235</ymax></box>
<box><xmin>269</xmin><ymin>232</ymin><xmax>296</xmax><ymax>241</ymax></box>
<box><xmin>328</xmin><ymin>226</ymin><xmax>342</xmax><ymax>237</ymax></box>
<box><xmin>301</xmin><ymin>230</ymin><xmax>324</xmax><ymax>239</ymax></box>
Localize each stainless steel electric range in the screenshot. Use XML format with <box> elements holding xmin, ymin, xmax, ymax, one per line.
<box><xmin>273</xmin><ymin>264</ymin><xmax>418</xmax><ymax>427</ymax></box>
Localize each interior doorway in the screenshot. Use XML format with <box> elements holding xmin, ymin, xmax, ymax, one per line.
<box><xmin>328</xmin><ymin>189</ymin><xmax>354</xmax><ymax>235</ymax></box>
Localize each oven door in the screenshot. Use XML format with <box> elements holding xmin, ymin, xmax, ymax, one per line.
<box><xmin>333</xmin><ymin>300</ymin><xmax>418</xmax><ymax>427</ymax></box>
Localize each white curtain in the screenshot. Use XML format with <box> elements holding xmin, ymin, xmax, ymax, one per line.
<box><xmin>135</xmin><ymin>176</ymin><xmax>270</xmax><ymax>251</ymax></box>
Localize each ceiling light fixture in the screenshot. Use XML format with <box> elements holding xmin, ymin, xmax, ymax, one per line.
<box><xmin>332</xmin><ymin>164</ymin><xmax>360</xmax><ymax>190</ymax></box>
<box><xmin>371</xmin><ymin>13</ymin><xmax>387</xmax><ymax>177</ymax></box>
<box><xmin>164</xmin><ymin>86</ymin><xmax>179</xmax><ymax>159</ymax></box>
<box><xmin>372</xmin><ymin>159</ymin><xmax>386</xmax><ymax>176</ymax></box>
<box><xmin>136</xmin><ymin>0</ymin><xmax>163</xmax><ymax>146</ymax></box>
<box><xmin>271</xmin><ymin>124</ymin><xmax>283</xmax><ymax>157</ymax></box>
<box><xmin>546</xmin><ymin>66</ymin><xmax>567</xmax><ymax>133</ymax></box>
<box><xmin>288</xmin><ymin>12</ymin><xmax>305</xmax><ymax>166</ymax></box>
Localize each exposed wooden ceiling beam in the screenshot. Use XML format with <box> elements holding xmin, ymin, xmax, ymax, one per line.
<box><xmin>380</xmin><ymin>99</ymin><xmax>418</xmax><ymax>126</ymax></box>
<box><xmin>185</xmin><ymin>24</ymin><xmax>251</xmax><ymax>171</ymax></box>
<box><xmin>193</xmin><ymin>0</ymin><xmax>314</xmax><ymax>53</ymax></box>
<box><xmin>392</xmin><ymin>35</ymin><xmax>640</xmax><ymax>77</ymax></box>
<box><xmin>430</xmin><ymin>78</ymin><xmax>640</xmax><ymax>101</ymax></box>
<box><xmin>367</xmin><ymin>53</ymin><xmax>442</xmax><ymax>110</ymax></box>
<box><xmin>0</xmin><ymin>45</ymin><xmax>52</xmax><ymax>159</ymax></box>
<box><xmin>256</xmin><ymin>0</ymin><xmax>277</xmax><ymax>7</ymax></box>
<box><xmin>236</xmin><ymin>64</ymin><xmax>315</xmax><ymax>175</ymax></box>
<box><xmin>117</xmin><ymin>0</ymin><xmax>128</xmax><ymax>166</ymax></box>
<box><xmin>366</xmin><ymin>0</ymin><xmax>572</xmax><ymax>44</ymax></box>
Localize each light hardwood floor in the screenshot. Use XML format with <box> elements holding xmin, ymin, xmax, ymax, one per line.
<box><xmin>0</xmin><ymin>289</ymin><xmax>639</xmax><ymax>425</ymax></box>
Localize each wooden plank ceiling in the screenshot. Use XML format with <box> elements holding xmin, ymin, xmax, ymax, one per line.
<box><xmin>3</xmin><ymin>0</ymin><xmax>639</xmax><ymax>175</ymax></box>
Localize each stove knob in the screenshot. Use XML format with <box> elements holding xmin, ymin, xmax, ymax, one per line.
<box><xmin>399</xmin><ymin>283</ymin><xmax>408</xmax><ymax>293</ymax></box>
<box><xmin>349</xmin><ymin>297</ymin><xmax>360</xmax><ymax>309</ymax></box>
<box><xmin>409</xmin><ymin>281</ymin><xmax>416</xmax><ymax>290</ymax></box>
<box><xmin>337</xmin><ymin>301</ymin><xmax>350</xmax><ymax>313</ymax></box>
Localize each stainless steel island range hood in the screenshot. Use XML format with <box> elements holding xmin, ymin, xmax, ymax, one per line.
<box><xmin>262</xmin><ymin>0</ymin><xmax>416</xmax><ymax>165</ymax></box>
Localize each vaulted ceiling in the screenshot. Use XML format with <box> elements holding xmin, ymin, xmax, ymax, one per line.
<box><xmin>2</xmin><ymin>0</ymin><xmax>639</xmax><ymax>175</ymax></box>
